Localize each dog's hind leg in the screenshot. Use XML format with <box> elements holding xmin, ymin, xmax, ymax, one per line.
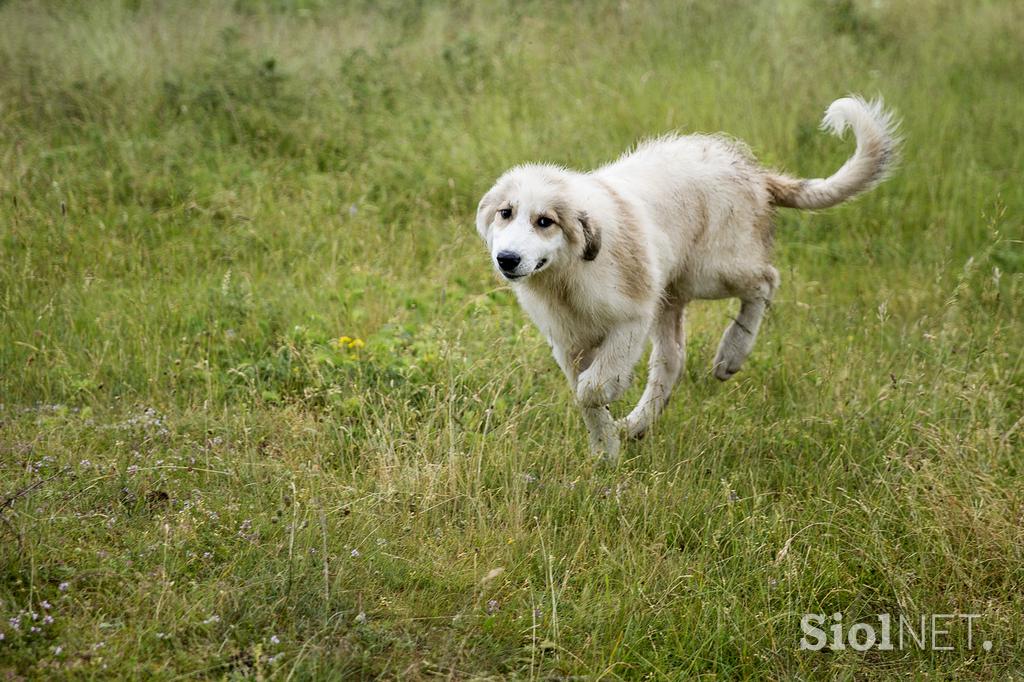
<box><xmin>620</xmin><ymin>296</ymin><xmax>688</xmax><ymax>439</ymax></box>
<box><xmin>713</xmin><ymin>267</ymin><xmax>778</xmax><ymax>381</ymax></box>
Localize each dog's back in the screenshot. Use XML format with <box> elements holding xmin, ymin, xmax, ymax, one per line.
<box><xmin>593</xmin><ymin>134</ymin><xmax>775</xmax><ymax>296</ymax></box>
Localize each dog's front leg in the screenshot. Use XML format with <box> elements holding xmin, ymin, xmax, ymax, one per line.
<box><xmin>551</xmin><ymin>343</ymin><xmax>620</xmax><ymax>460</ymax></box>
<box><xmin>621</xmin><ymin>296</ymin><xmax>687</xmax><ymax>439</ymax></box>
<box><xmin>581</xmin><ymin>405</ymin><xmax>619</xmax><ymax>460</ymax></box>
<box><xmin>575</xmin><ymin>319</ymin><xmax>649</xmax><ymax>409</ymax></box>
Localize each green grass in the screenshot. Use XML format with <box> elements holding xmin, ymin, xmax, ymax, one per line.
<box><xmin>1</xmin><ymin>0</ymin><xmax>1022</xmax><ymax>678</ymax></box>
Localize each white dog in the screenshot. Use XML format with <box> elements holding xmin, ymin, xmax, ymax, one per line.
<box><xmin>475</xmin><ymin>96</ymin><xmax>899</xmax><ymax>459</ymax></box>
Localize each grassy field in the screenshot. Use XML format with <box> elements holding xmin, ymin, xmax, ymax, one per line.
<box><xmin>1</xmin><ymin>0</ymin><xmax>1022</xmax><ymax>678</ymax></box>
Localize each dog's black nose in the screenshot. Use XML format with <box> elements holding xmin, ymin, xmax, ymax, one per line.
<box><xmin>496</xmin><ymin>251</ymin><xmax>521</xmax><ymax>273</ymax></box>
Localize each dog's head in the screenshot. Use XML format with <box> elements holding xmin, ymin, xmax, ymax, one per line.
<box><xmin>475</xmin><ymin>165</ymin><xmax>600</xmax><ymax>282</ymax></box>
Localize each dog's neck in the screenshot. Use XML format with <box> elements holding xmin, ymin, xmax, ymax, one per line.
<box><xmin>521</xmin><ymin>261</ymin><xmax>591</xmax><ymax>318</ymax></box>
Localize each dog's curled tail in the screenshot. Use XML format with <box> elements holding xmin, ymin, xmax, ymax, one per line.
<box><xmin>767</xmin><ymin>96</ymin><xmax>900</xmax><ymax>210</ymax></box>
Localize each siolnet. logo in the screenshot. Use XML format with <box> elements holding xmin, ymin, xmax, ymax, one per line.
<box><xmin>799</xmin><ymin>612</ymin><xmax>992</xmax><ymax>652</ymax></box>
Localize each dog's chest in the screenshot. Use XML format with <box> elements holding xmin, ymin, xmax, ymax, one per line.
<box><xmin>515</xmin><ymin>282</ymin><xmax>614</xmax><ymax>350</ymax></box>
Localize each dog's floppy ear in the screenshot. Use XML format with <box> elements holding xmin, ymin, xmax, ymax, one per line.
<box><xmin>577</xmin><ymin>211</ymin><xmax>601</xmax><ymax>261</ymax></box>
<box><xmin>475</xmin><ymin>184</ymin><xmax>501</xmax><ymax>239</ymax></box>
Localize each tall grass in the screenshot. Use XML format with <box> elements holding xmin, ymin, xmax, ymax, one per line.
<box><xmin>1</xmin><ymin>0</ymin><xmax>1022</xmax><ymax>678</ymax></box>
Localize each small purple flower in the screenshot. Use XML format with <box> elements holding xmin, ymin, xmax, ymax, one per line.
<box><xmin>59</xmin><ymin>581</ymin><xmax>70</xmax><ymax>592</ymax></box>
<box><xmin>350</xmin><ymin>548</ymin><xmax>360</xmax><ymax>558</ymax></box>
<box><xmin>43</xmin><ymin>615</ymin><xmax>54</xmax><ymax>625</ymax></box>
<box><xmin>41</xmin><ymin>600</ymin><xmax>52</xmax><ymax>610</ymax></box>
<box><xmin>486</xmin><ymin>599</ymin><xmax>499</xmax><ymax>614</ymax></box>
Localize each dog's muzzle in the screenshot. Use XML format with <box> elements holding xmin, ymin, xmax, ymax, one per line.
<box><xmin>496</xmin><ymin>251</ymin><xmax>521</xmax><ymax>276</ymax></box>
<box><xmin>495</xmin><ymin>252</ymin><xmax>549</xmax><ymax>280</ymax></box>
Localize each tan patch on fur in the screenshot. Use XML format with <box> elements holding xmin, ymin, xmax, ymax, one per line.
<box><xmin>551</xmin><ymin>201</ymin><xmax>581</xmax><ymax>247</ymax></box>
<box><xmin>526</xmin><ymin>269</ymin><xmax>578</xmax><ymax>326</ymax></box>
<box><xmin>692</xmin><ymin>190</ymin><xmax>710</xmax><ymax>244</ymax></box>
<box><xmin>765</xmin><ymin>173</ymin><xmax>806</xmax><ymax>208</ymax></box>
<box><xmin>595</xmin><ymin>178</ymin><xmax>652</xmax><ymax>301</ymax></box>
<box><xmin>534</xmin><ymin>212</ymin><xmax>564</xmax><ymax>241</ymax></box>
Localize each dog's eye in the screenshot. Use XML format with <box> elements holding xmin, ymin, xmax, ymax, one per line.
<box><xmin>498</xmin><ymin>208</ymin><xmax>513</xmax><ymax>220</ymax></box>
<box><xmin>536</xmin><ymin>216</ymin><xmax>554</xmax><ymax>228</ymax></box>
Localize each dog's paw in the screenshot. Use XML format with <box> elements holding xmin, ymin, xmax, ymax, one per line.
<box><xmin>576</xmin><ymin>370</ymin><xmax>628</xmax><ymax>407</ymax></box>
<box><xmin>713</xmin><ymin>324</ymin><xmax>755</xmax><ymax>381</ymax></box>
<box><xmin>616</xmin><ymin>416</ymin><xmax>647</xmax><ymax>441</ymax></box>
<box><xmin>712</xmin><ymin>359</ymin><xmax>740</xmax><ymax>382</ymax></box>
<box><xmin>589</xmin><ymin>431</ymin><xmax>621</xmax><ymax>462</ymax></box>
<box><xmin>712</xmin><ymin>342</ymin><xmax>746</xmax><ymax>381</ymax></box>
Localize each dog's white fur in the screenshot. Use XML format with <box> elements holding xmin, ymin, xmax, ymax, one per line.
<box><xmin>476</xmin><ymin>96</ymin><xmax>899</xmax><ymax>458</ymax></box>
